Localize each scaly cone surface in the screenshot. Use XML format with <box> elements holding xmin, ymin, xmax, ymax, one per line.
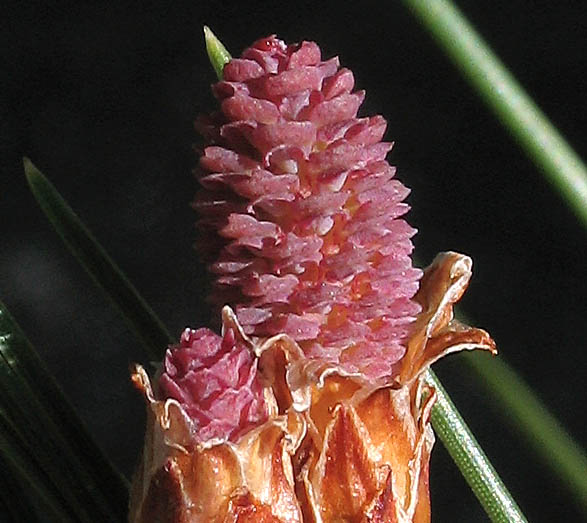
<box><xmin>158</xmin><ymin>324</ymin><xmax>269</xmax><ymax>444</ymax></box>
<box><xmin>195</xmin><ymin>35</ymin><xmax>422</xmax><ymax>379</ymax></box>
<box><xmin>129</xmin><ymin>34</ymin><xmax>497</xmax><ymax>523</ymax></box>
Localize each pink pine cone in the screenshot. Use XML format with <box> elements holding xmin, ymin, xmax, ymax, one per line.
<box><xmin>129</xmin><ymin>34</ymin><xmax>497</xmax><ymax>523</ymax></box>
<box><xmin>195</xmin><ymin>35</ymin><xmax>422</xmax><ymax>378</ymax></box>
<box><xmin>158</xmin><ymin>323</ymin><xmax>268</xmax><ymax>443</ymax></box>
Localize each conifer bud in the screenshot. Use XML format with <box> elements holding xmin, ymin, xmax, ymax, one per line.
<box><xmin>129</xmin><ymin>35</ymin><xmax>496</xmax><ymax>522</ymax></box>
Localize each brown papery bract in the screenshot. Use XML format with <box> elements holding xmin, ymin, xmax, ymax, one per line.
<box><xmin>130</xmin><ymin>254</ymin><xmax>495</xmax><ymax>522</ymax></box>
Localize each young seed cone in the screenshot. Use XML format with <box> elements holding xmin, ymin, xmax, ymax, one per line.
<box><xmin>194</xmin><ymin>35</ymin><xmax>422</xmax><ymax>379</ymax></box>
<box><xmin>129</xmin><ymin>35</ymin><xmax>496</xmax><ymax>522</ymax></box>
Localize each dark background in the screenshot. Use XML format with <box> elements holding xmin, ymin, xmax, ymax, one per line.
<box><xmin>1</xmin><ymin>1</ymin><xmax>585</xmax><ymax>521</ymax></box>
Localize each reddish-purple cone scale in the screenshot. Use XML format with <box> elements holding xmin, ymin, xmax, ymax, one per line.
<box><xmin>194</xmin><ymin>35</ymin><xmax>422</xmax><ymax>378</ymax></box>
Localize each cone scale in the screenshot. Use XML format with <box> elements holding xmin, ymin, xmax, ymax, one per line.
<box><xmin>129</xmin><ymin>35</ymin><xmax>496</xmax><ymax>522</ymax></box>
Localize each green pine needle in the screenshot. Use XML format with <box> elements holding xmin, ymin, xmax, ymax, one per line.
<box><xmin>24</xmin><ymin>158</ymin><xmax>173</xmax><ymax>362</ymax></box>
<box><xmin>0</xmin><ymin>424</ymin><xmax>76</xmax><ymax>522</ymax></box>
<box><xmin>403</xmin><ymin>0</ymin><xmax>587</xmax><ymax>228</ymax></box>
<box><xmin>0</xmin><ymin>453</ymin><xmax>42</xmax><ymax>522</ymax></box>
<box><xmin>461</xmin><ymin>350</ymin><xmax>587</xmax><ymax>512</ymax></box>
<box><xmin>426</xmin><ymin>370</ymin><xmax>527</xmax><ymax>522</ymax></box>
<box><xmin>0</xmin><ymin>299</ymin><xmax>129</xmax><ymax>521</ymax></box>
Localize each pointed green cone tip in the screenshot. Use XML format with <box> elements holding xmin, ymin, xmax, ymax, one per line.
<box><xmin>203</xmin><ymin>26</ymin><xmax>232</xmax><ymax>80</ymax></box>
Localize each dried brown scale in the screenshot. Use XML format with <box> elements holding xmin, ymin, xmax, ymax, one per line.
<box><xmin>130</xmin><ymin>255</ymin><xmax>495</xmax><ymax>522</ymax></box>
